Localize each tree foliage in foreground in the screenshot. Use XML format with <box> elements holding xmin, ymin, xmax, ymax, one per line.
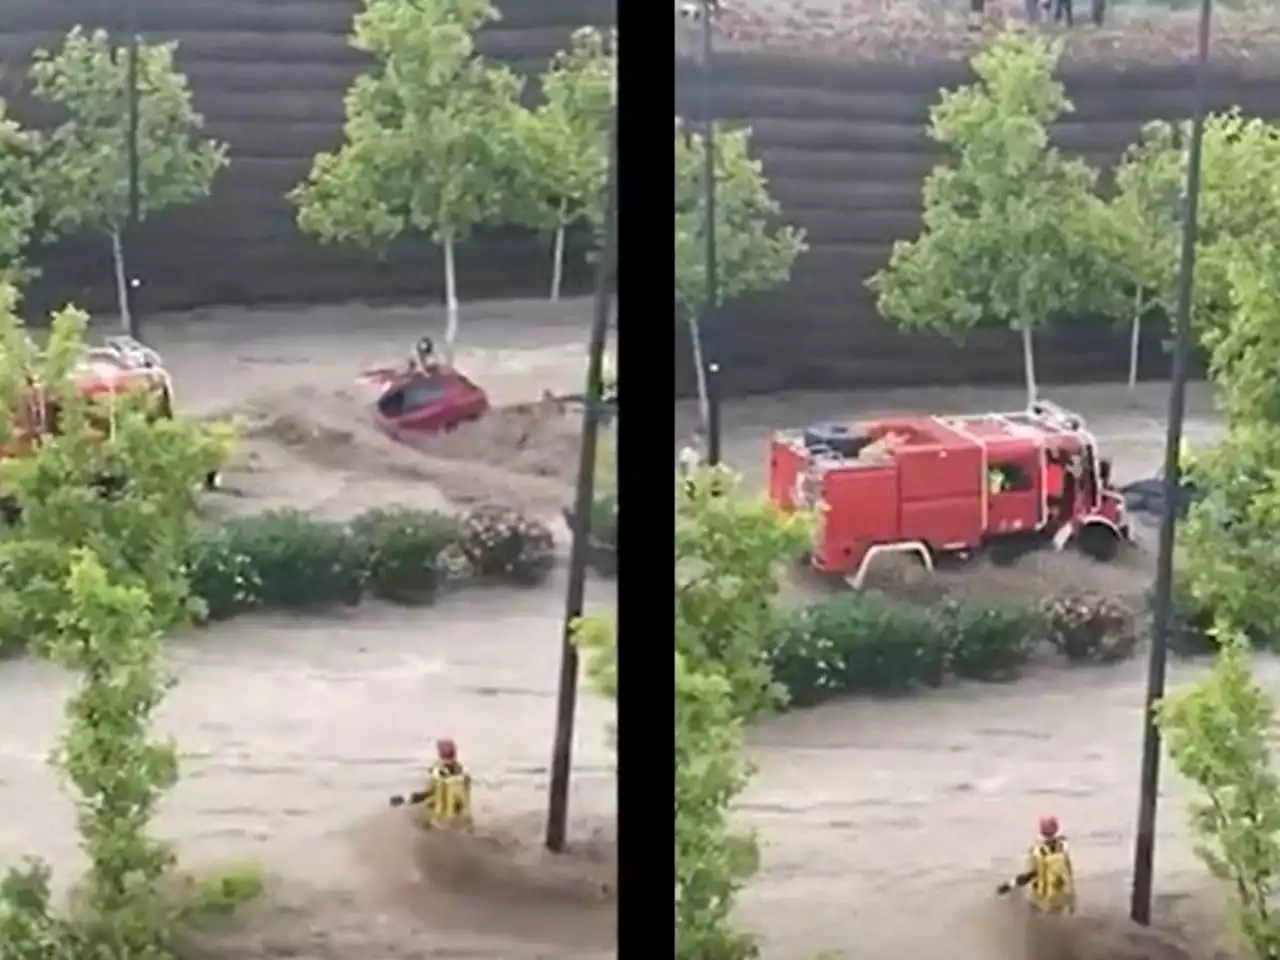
<box><xmin>0</xmin><ymin>283</ymin><xmax>234</xmax><ymax>958</ymax></box>
<box><xmin>1160</xmin><ymin>632</ymin><xmax>1280</xmax><ymax>960</ymax></box>
<box><xmin>30</xmin><ymin>26</ymin><xmax>228</xmax><ymax>333</ymax></box>
<box><xmin>868</xmin><ymin>30</ymin><xmax>1120</xmax><ymax>404</ymax></box>
<box><xmin>578</xmin><ymin>468</ymin><xmax>807</xmax><ymax>960</ymax></box>
<box><xmin>1165</xmin><ymin>234</ymin><xmax>1280</xmax><ymax>960</ymax></box>
<box><xmin>0</xmin><ymin>100</ymin><xmax>40</xmax><ymax>287</ymax></box>
<box><xmin>290</xmin><ymin>0</ymin><xmax>525</xmax><ymax>355</ymax></box>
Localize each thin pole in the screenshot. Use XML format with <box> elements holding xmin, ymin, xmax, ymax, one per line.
<box><xmin>700</xmin><ymin>0</ymin><xmax>721</xmax><ymax>466</ymax></box>
<box><xmin>545</xmin><ymin>109</ymin><xmax>617</xmax><ymax>854</ymax></box>
<box><xmin>1129</xmin><ymin>0</ymin><xmax>1213</xmax><ymax>925</ymax></box>
<box><xmin>124</xmin><ymin>0</ymin><xmax>143</xmax><ymax>339</ymax></box>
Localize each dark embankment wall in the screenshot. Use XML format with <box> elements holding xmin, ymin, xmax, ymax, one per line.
<box><xmin>675</xmin><ymin>55</ymin><xmax>1280</xmax><ymax>395</ymax></box>
<box><xmin>0</xmin><ymin>0</ymin><xmax>611</xmax><ymax>318</ymax></box>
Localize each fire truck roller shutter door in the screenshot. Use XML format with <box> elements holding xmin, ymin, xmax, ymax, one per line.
<box><xmin>897</xmin><ymin>444</ymin><xmax>986</xmax><ymax>554</ymax></box>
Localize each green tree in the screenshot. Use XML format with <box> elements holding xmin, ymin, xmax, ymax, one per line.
<box><xmin>0</xmin><ymin>101</ymin><xmax>40</xmax><ymax>288</ymax></box>
<box><xmin>30</xmin><ymin>27</ymin><xmax>228</xmax><ymax>337</ymax></box>
<box><xmin>1181</xmin><ymin>242</ymin><xmax>1280</xmax><ymax>631</ymax></box>
<box><xmin>676</xmin><ymin>119</ymin><xmax>806</xmax><ymax>425</ymax></box>
<box><xmin>1109</xmin><ymin>128</ymin><xmax>1180</xmax><ymax>394</ymax></box>
<box><xmin>291</xmin><ymin>0</ymin><xmax>526</xmax><ymax>361</ymax></box>
<box><xmin>516</xmin><ymin>26</ymin><xmax>615</xmax><ymax>302</ymax></box>
<box><xmin>1109</xmin><ymin>111</ymin><xmax>1280</xmax><ymax>383</ymax></box>
<box><xmin>677</xmin><ymin>465</ymin><xmax>810</xmax><ymax>718</ymax></box>
<box><xmin>674</xmin><ymin>649</ymin><xmax>759</xmax><ymax>960</ymax></box>
<box><xmin>0</xmin><ymin>283</ymin><xmax>233</xmax><ymax>958</ymax></box>
<box><xmin>868</xmin><ymin>31</ymin><xmax>1119</xmax><ymax>405</ymax></box>
<box><xmin>1166</xmin><ymin>234</ymin><xmax>1280</xmax><ymax>960</ymax></box>
<box><xmin>578</xmin><ymin>467</ymin><xmax>807</xmax><ymax>958</ymax></box>
<box><xmin>1159</xmin><ymin>631</ymin><xmax>1280</xmax><ymax>960</ymax></box>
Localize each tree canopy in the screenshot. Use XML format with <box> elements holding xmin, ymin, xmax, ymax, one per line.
<box><xmin>31</xmin><ymin>28</ymin><xmax>227</xmax><ymax>238</ymax></box>
<box><xmin>0</xmin><ymin>282</ymin><xmax>236</xmax><ymax>958</ymax></box>
<box><xmin>868</xmin><ymin>30</ymin><xmax>1121</xmax><ymax>402</ymax></box>
<box><xmin>29</xmin><ymin>26</ymin><xmax>228</xmax><ymax>330</ymax></box>
<box><xmin>674</xmin><ymin>118</ymin><xmax>806</xmax><ymax>320</ymax></box>
<box><xmin>291</xmin><ymin>0</ymin><xmax>527</xmax><ymax>349</ymax></box>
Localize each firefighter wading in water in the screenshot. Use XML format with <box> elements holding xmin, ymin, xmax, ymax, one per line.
<box><xmin>389</xmin><ymin>738</ymin><xmax>473</xmax><ymax>828</ymax></box>
<box><xmin>996</xmin><ymin>816</ymin><xmax>1077</xmax><ymax>915</ymax></box>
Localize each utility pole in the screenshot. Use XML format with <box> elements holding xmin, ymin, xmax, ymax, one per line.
<box><xmin>545</xmin><ymin>110</ymin><xmax>617</xmax><ymax>854</ymax></box>
<box><xmin>124</xmin><ymin>0</ymin><xmax>143</xmax><ymax>340</ymax></box>
<box><xmin>1129</xmin><ymin>0</ymin><xmax>1213</xmax><ymax>925</ymax></box>
<box><xmin>699</xmin><ymin>0</ymin><xmax>722</xmax><ymax>465</ymax></box>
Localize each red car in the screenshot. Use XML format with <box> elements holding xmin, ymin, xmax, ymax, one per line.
<box><xmin>363</xmin><ymin>364</ymin><xmax>489</xmax><ymax>437</ymax></box>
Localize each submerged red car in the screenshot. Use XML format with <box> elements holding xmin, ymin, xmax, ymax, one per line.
<box><xmin>362</xmin><ymin>363</ymin><xmax>489</xmax><ymax>436</ymax></box>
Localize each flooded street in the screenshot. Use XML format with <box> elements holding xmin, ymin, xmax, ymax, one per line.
<box><xmin>741</xmin><ymin>654</ymin><xmax>1260</xmax><ymax>958</ymax></box>
<box><xmin>0</xmin><ymin>297</ymin><xmax>1246</xmax><ymax>957</ymax></box>
<box><xmin>0</xmin><ymin>573</ymin><xmax>618</xmax><ymax>958</ymax></box>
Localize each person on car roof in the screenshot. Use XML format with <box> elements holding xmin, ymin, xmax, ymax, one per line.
<box><xmin>409</xmin><ymin>336</ymin><xmax>441</xmax><ymax>374</ymax></box>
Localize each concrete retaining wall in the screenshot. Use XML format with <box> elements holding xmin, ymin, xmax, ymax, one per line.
<box><xmin>0</xmin><ymin>0</ymin><xmax>610</xmax><ymax>317</ymax></box>
<box><xmin>675</xmin><ymin>54</ymin><xmax>1280</xmax><ymax>394</ymax></box>
<box><xmin>1</xmin><ymin>0</ymin><xmax>1276</xmax><ymax>395</ymax></box>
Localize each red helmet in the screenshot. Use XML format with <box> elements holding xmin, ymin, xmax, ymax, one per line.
<box><xmin>1038</xmin><ymin>815</ymin><xmax>1060</xmax><ymax>839</ymax></box>
<box><xmin>436</xmin><ymin>738</ymin><xmax>457</xmax><ymax>761</ymax></box>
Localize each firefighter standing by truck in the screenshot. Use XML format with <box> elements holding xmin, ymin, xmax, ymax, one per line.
<box><xmin>996</xmin><ymin>815</ymin><xmax>1077</xmax><ymax>915</ymax></box>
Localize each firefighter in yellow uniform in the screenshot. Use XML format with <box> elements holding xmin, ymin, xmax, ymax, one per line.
<box><xmin>389</xmin><ymin>738</ymin><xmax>473</xmax><ymax>829</ymax></box>
<box><xmin>1178</xmin><ymin>438</ymin><xmax>1198</xmax><ymax>478</ymax></box>
<box><xmin>996</xmin><ymin>815</ymin><xmax>1077</xmax><ymax>915</ymax></box>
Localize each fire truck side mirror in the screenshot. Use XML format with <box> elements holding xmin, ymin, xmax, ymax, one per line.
<box><xmin>1099</xmin><ymin>458</ymin><xmax>1113</xmax><ymax>486</ymax></box>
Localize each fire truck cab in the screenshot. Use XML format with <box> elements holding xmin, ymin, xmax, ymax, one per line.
<box><xmin>769</xmin><ymin>400</ymin><xmax>1131</xmax><ymax>587</ymax></box>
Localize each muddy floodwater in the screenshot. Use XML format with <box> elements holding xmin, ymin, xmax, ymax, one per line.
<box><xmin>0</xmin><ymin>296</ymin><xmax>1247</xmax><ymax>957</ymax></box>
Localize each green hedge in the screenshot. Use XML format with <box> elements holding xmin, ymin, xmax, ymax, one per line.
<box><xmin>768</xmin><ymin>590</ymin><xmax>1138</xmax><ymax>707</ymax></box>
<box><xmin>187</xmin><ymin>504</ymin><xmax>556</xmax><ymax>623</ymax></box>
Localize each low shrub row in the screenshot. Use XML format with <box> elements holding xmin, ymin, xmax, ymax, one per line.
<box><xmin>187</xmin><ymin>504</ymin><xmax>556</xmax><ymax>622</ymax></box>
<box><xmin>1158</xmin><ymin>581</ymin><xmax>1272</xmax><ymax>657</ymax></box>
<box><xmin>562</xmin><ymin>494</ymin><xmax>619</xmax><ymax>578</ymax></box>
<box><xmin>768</xmin><ymin>589</ymin><xmax>1139</xmax><ymax>707</ymax></box>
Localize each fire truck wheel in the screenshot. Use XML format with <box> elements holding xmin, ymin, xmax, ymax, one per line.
<box><xmin>988</xmin><ymin>541</ymin><xmax>1022</xmax><ymax>567</ymax></box>
<box><xmin>1077</xmin><ymin>523</ymin><xmax>1121</xmax><ymax>562</ymax></box>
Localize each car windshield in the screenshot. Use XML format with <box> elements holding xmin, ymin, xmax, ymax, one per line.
<box><xmin>379</xmin><ymin>376</ymin><xmax>451</xmax><ymax>417</ymax></box>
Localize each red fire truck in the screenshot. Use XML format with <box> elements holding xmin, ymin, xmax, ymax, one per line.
<box><xmin>769</xmin><ymin>400</ymin><xmax>1132</xmax><ymax>587</ymax></box>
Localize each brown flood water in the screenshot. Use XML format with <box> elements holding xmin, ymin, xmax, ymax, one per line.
<box><xmin>0</xmin><ymin>297</ymin><xmax>1252</xmax><ymax>957</ymax></box>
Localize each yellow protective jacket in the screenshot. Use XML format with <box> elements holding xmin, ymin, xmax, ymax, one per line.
<box><xmin>1016</xmin><ymin>838</ymin><xmax>1076</xmax><ymax>914</ymax></box>
<box><xmin>421</xmin><ymin>761</ymin><xmax>472</xmax><ymax>826</ymax></box>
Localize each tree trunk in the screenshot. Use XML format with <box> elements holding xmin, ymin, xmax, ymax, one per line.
<box><xmin>442</xmin><ymin>234</ymin><xmax>459</xmax><ymax>364</ymax></box>
<box><xmin>550</xmin><ymin>201</ymin><xmax>567</xmax><ymax>302</ymax></box>
<box><xmin>1019</xmin><ymin>322</ymin><xmax>1038</xmax><ymax>405</ymax></box>
<box><xmin>110</xmin><ymin>229</ymin><xmax>133</xmax><ymax>337</ymax></box>
<box><xmin>687</xmin><ymin>313</ymin><xmax>711</xmax><ymax>428</ymax></box>
<box><xmin>1127</xmin><ymin>289</ymin><xmax>1145</xmax><ymax>395</ymax></box>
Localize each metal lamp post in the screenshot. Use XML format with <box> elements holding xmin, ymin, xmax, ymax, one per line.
<box><xmin>1129</xmin><ymin>0</ymin><xmax>1213</xmax><ymax>925</ymax></box>
<box><xmin>545</xmin><ymin>109</ymin><xmax>617</xmax><ymax>854</ymax></box>
<box><xmin>698</xmin><ymin>0</ymin><xmax>721</xmax><ymax>465</ymax></box>
<box><xmin>123</xmin><ymin>0</ymin><xmax>144</xmax><ymax>339</ymax></box>
<box><xmin>678</xmin><ymin>0</ymin><xmax>722</xmax><ymax>465</ymax></box>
